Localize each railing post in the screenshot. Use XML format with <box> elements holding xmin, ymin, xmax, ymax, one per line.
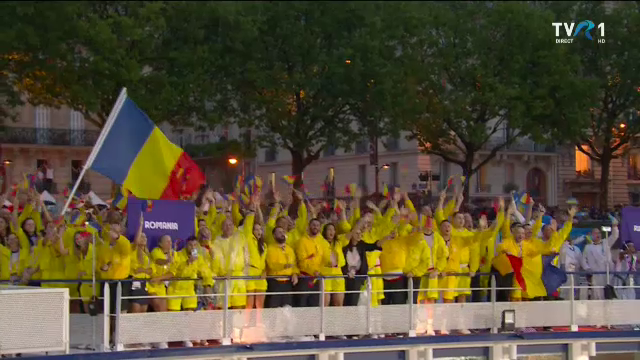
<box><xmin>408</xmin><ymin>276</ymin><xmax>416</xmax><ymax>337</ymax></box>
<box><xmin>114</xmin><ymin>282</ymin><xmax>122</xmax><ymax>351</ymax></box>
<box><xmin>102</xmin><ymin>282</ymin><xmax>110</xmax><ymax>352</ymax></box>
<box><xmin>319</xmin><ymin>276</ymin><xmax>325</xmax><ymax>341</ymax></box>
<box><xmin>366</xmin><ymin>276</ymin><xmax>372</xmax><ymax>336</ymax></box>
<box><xmin>491</xmin><ymin>274</ymin><xmax>498</xmax><ymax>334</ymax></box>
<box><xmin>570</xmin><ymin>274</ymin><xmax>577</xmax><ymax>331</ymax></box>
<box><xmin>222</xmin><ymin>278</ymin><xmax>231</xmax><ymax>345</ymax></box>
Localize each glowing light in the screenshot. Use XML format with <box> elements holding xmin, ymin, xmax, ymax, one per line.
<box><xmin>228</xmin><ymin>157</ymin><xmax>238</xmax><ymax>165</ymax></box>
<box><xmin>620</xmin><ymin>123</ymin><xmax>626</xmax><ymax>128</ymax></box>
<box><xmin>345</xmin><ymin>59</ymin><xmax>351</xmax><ymax>64</ymax></box>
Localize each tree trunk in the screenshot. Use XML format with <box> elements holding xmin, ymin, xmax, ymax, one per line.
<box><xmin>290</xmin><ymin>150</ymin><xmax>306</xmax><ymax>190</ymax></box>
<box><xmin>598</xmin><ymin>148</ymin><xmax>611</xmax><ymax>211</ymax></box>
<box><xmin>461</xmin><ymin>151</ymin><xmax>475</xmax><ymax>205</ymax></box>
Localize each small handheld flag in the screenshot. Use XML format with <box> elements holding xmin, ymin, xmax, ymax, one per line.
<box><xmin>520</xmin><ymin>193</ymin><xmax>532</xmax><ymax>205</ymax></box>
<box><xmin>446</xmin><ymin>176</ymin><xmax>454</xmax><ymax>188</ymax></box>
<box><xmin>142</xmin><ymin>199</ymin><xmax>153</xmax><ymax>212</ymax></box>
<box><xmin>566</xmin><ymin>197</ymin><xmax>578</xmax><ymax>205</ymax></box>
<box><xmin>382</xmin><ymin>183</ymin><xmax>389</xmax><ymax>199</ymax></box>
<box><xmin>282</xmin><ymin>175</ymin><xmax>296</xmax><ymax>185</ymax></box>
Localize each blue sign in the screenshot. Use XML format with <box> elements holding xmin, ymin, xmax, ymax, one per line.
<box><xmin>126</xmin><ymin>199</ymin><xmax>196</xmax><ymax>250</ymax></box>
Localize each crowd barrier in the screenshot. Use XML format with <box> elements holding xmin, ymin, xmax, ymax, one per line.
<box><xmin>3</xmin><ymin>271</ymin><xmax>640</xmax><ymax>356</ymax></box>
<box><xmin>0</xmin><ymin>286</ymin><xmax>70</xmax><ymax>356</ymax></box>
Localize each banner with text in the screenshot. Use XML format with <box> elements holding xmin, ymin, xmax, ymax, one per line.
<box><xmin>621</xmin><ymin>206</ymin><xmax>640</xmax><ymax>248</ymax></box>
<box><xmin>126</xmin><ymin>198</ymin><xmax>195</xmax><ymax>250</ymax></box>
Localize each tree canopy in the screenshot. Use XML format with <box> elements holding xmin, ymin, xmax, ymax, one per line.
<box><xmin>397</xmin><ymin>1</ymin><xmax>593</xmax><ymax>199</ymax></box>
<box><xmin>555</xmin><ymin>1</ymin><xmax>640</xmax><ymax>209</ymax></box>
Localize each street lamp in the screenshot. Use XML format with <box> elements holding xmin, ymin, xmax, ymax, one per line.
<box><xmin>228</xmin><ymin>157</ymin><xmax>238</xmax><ymax>165</ymax></box>
<box><xmin>382</xmin><ymin>163</ymin><xmax>390</xmax><ymax>169</ymax></box>
<box><xmin>3</xmin><ymin>159</ymin><xmax>11</xmax><ymax>165</ymax></box>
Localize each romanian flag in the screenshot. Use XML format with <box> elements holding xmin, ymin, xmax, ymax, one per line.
<box><xmin>234</xmin><ymin>175</ymin><xmax>244</xmax><ymax>193</ymax></box>
<box><xmin>282</xmin><ymin>175</ymin><xmax>296</xmax><ymax>185</ymax></box>
<box><xmin>541</xmin><ymin>255</ymin><xmax>567</xmax><ymax>295</ymax></box>
<box><xmin>493</xmin><ymin>253</ymin><xmax>527</xmax><ymax>292</ymax></box>
<box><xmin>446</xmin><ymin>176</ymin><xmax>454</xmax><ymax>187</ymax></box>
<box><xmin>345</xmin><ymin>183</ymin><xmax>357</xmax><ymax>197</ymax></box>
<box><xmin>89</xmin><ymin>89</ymin><xmax>205</xmax><ymax>201</ymax></box>
<box><xmin>382</xmin><ymin>183</ymin><xmax>389</xmax><ymax>198</ymax></box>
<box><xmin>142</xmin><ymin>199</ymin><xmax>153</xmax><ymax>212</ymax></box>
<box><xmin>520</xmin><ymin>193</ymin><xmax>532</xmax><ymax>205</ymax></box>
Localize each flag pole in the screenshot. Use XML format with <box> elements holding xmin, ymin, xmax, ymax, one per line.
<box><xmin>61</xmin><ymin>88</ymin><xmax>128</xmax><ymax>215</ymax></box>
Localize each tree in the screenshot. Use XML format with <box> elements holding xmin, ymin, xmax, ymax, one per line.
<box><xmin>556</xmin><ymin>2</ymin><xmax>640</xmax><ymax>210</ymax></box>
<box><xmin>398</xmin><ymin>2</ymin><xmax>592</xmax><ymax>200</ymax></box>
<box><xmin>338</xmin><ymin>2</ymin><xmax>418</xmax><ymax>194</ymax></box>
<box><xmin>0</xmin><ymin>1</ymin><xmax>202</xmax><ymax>128</ymax></box>
<box><xmin>215</xmin><ymin>2</ymin><xmax>383</xmax><ymax>187</ymax></box>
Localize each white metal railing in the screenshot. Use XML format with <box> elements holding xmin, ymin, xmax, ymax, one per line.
<box><xmin>4</xmin><ymin>271</ymin><xmax>640</xmax><ymax>354</ymax></box>
<box><xmin>0</xmin><ymin>286</ymin><xmax>70</xmax><ymax>356</ymax></box>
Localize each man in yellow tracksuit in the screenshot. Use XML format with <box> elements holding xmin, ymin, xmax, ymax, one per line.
<box><xmin>265</xmin><ymin>226</ymin><xmax>299</xmax><ymax>308</ymax></box>
<box><xmin>295</xmin><ymin>218</ymin><xmax>329</xmax><ymax>307</ymax></box>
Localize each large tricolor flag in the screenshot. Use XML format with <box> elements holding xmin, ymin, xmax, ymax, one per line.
<box><xmin>86</xmin><ymin>89</ymin><xmax>205</xmax><ymax>202</ymax></box>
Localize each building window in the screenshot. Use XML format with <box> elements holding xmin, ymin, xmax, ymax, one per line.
<box><xmin>69</xmin><ymin>110</ymin><xmax>85</xmax><ymax>146</ymax></box>
<box><xmin>358</xmin><ymin>164</ymin><xmax>367</xmax><ymax>189</ymax></box>
<box><xmin>386</xmin><ymin>136</ymin><xmax>400</xmax><ymax>151</ymax></box>
<box><xmin>35</xmin><ymin>106</ymin><xmax>51</xmax><ymax>144</ymax></box>
<box><xmin>389</xmin><ymin>162</ymin><xmax>398</xmax><ymax>186</ymax></box>
<box><xmin>323</xmin><ymin>143</ymin><xmax>336</xmax><ymax>157</ymax></box>
<box><xmin>355</xmin><ymin>139</ymin><xmax>369</xmax><ymax>155</ymax></box>
<box><xmin>629</xmin><ymin>154</ymin><xmax>640</xmax><ymax>180</ymax></box>
<box><xmin>476</xmin><ymin>166</ymin><xmax>490</xmax><ymax>193</ymax></box>
<box><xmin>265</xmin><ymin>147</ymin><xmax>278</xmax><ymax>162</ymax></box>
<box><xmin>575</xmin><ymin>146</ymin><xmax>592</xmax><ymax>177</ymax></box>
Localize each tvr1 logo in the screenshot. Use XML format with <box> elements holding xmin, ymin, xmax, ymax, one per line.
<box><xmin>552</xmin><ymin>20</ymin><xmax>605</xmax><ymax>44</ymax></box>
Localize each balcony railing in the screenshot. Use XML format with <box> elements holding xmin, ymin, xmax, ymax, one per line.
<box><xmin>481</xmin><ymin>138</ymin><xmax>556</xmax><ymax>153</ymax></box>
<box><xmin>0</xmin><ymin>127</ymin><xmax>100</xmax><ymax>147</ymax></box>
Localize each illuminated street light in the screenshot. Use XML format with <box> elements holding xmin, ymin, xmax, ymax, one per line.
<box><xmin>345</xmin><ymin>59</ymin><xmax>351</xmax><ymax>64</ymax></box>
<box><xmin>228</xmin><ymin>157</ymin><xmax>238</xmax><ymax>165</ymax></box>
<box><xmin>620</xmin><ymin>123</ymin><xmax>626</xmax><ymax>128</ymax></box>
<box><xmin>3</xmin><ymin>159</ymin><xmax>11</xmax><ymax>165</ymax></box>
<box><xmin>382</xmin><ymin>163</ymin><xmax>390</xmax><ymax>169</ymax></box>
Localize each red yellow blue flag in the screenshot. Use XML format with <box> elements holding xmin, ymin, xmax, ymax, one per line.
<box><xmin>88</xmin><ymin>89</ymin><xmax>205</xmax><ymax>200</ymax></box>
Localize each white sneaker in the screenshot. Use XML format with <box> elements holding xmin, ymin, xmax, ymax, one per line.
<box><xmin>337</xmin><ymin>335</ymin><xmax>347</xmax><ymax>340</ymax></box>
<box><xmin>459</xmin><ymin>329</ymin><xmax>471</xmax><ymax>335</ymax></box>
<box><xmin>154</xmin><ymin>342</ymin><xmax>168</xmax><ymax>349</ymax></box>
<box><xmin>370</xmin><ymin>334</ymin><xmax>379</xmax><ymax>339</ymax></box>
<box><xmin>440</xmin><ymin>329</ymin><xmax>450</xmax><ymax>335</ymax></box>
<box><xmin>183</xmin><ymin>341</ymin><xmax>193</xmax><ymax>347</ymax></box>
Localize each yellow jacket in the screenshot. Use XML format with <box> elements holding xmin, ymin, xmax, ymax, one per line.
<box><xmin>0</xmin><ymin>244</ymin><xmax>30</xmax><ymax>279</ymax></box>
<box><xmin>296</xmin><ymin>233</ymin><xmax>330</xmax><ymax>276</ymax></box>
<box><xmin>322</xmin><ymin>239</ymin><xmax>346</xmax><ymax>277</ymax></box>
<box><xmin>266</xmin><ymin>243</ymin><xmax>298</xmax><ymax>278</ymax></box>
<box><xmin>169</xmin><ymin>248</ymin><xmax>214</xmax><ymax>292</ymax></box>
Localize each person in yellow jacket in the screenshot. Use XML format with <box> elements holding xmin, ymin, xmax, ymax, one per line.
<box><xmin>435</xmin><ymin>190</ymin><xmax>477</xmax><ymax>305</ymax></box>
<box><xmin>0</xmin><ymin>232</ymin><xmax>30</xmax><ymax>282</ymax></box>
<box><xmin>148</xmin><ymin>234</ymin><xmax>174</xmax><ymax>313</ymax></box>
<box><xmin>211</xmin><ymin>214</ymin><xmax>251</xmax><ymax>309</ymax></box>
<box><xmin>244</xmin><ymin>198</ymin><xmax>267</xmax><ymax>321</ymax></box>
<box><xmin>31</xmin><ymin>224</ymin><xmax>67</xmax><ymax>290</ymax></box>
<box><xmin>97</xmin><ymin>223</ymin><xmax>132</xmax><ymax>314</ymax></box>
<box><xmin>265</xmin><ymin>226</ymin><xmax>299</xmax><ymax>308</ymax></box>
<box><xmin>295</xmin><ymin>218</ymin><xmax>329</xmax><ymax>307</ymax></box>
<box><xmin>475</xmin><ymin>211</ymin><xmax>505</xmax><ymax>301</ymax></box>
<box><xmin>265</xmin><ymin>190</ymin><xmax>307</xmax><ymax>248</ymax></box>
<box><xmin>416</xmin><ymin>216</ymin><xmax>449</xmax><ymax>304</ymax></box>
<box><xmin>60</xmin><ymin>230</ymin><xmax>95</xmax><ymax>314</ymax></box>
<box><xmin>379</xmin><ymin>198</ymin><xmax>409</xmax><ymax>306</ymax></box>
<box><xmin>129</xmin><ymin>216</ymin><xmax>153</xmax><ymax>314</ymax></box>
<box><xmin>320</xmin><ymin>223</ymin><xmax>346</xmax><ymax>307</ymax></box>
<box><xmin>151</xmin><ymin>236</ymin><xmax>214</xmax><ymax>311</ymax></box>
<box><xmin>360</xmin><ymin>204</ymin><xmax>396</xmax><ymax>307</ymax></box>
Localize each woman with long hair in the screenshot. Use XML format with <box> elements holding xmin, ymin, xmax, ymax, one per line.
<box><xmin>130</xmin><ymin>216</ymin><xmax>152</xmax><ymax>314</ymax></box>
<box><xmin>321</xmin><ymin>223</ymin><xmax>346</xmax><ymax>307</ymax></box>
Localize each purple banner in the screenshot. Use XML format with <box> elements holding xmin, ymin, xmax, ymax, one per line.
<box><xmin>126</xmin><ymin>199</ymin><xmax>195</xmax><ymax>250</ymax></box>
<box><xmin>621</xmin><ymin>206</ymin><xmax>640</xmax><ymax>248</ymax></box>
